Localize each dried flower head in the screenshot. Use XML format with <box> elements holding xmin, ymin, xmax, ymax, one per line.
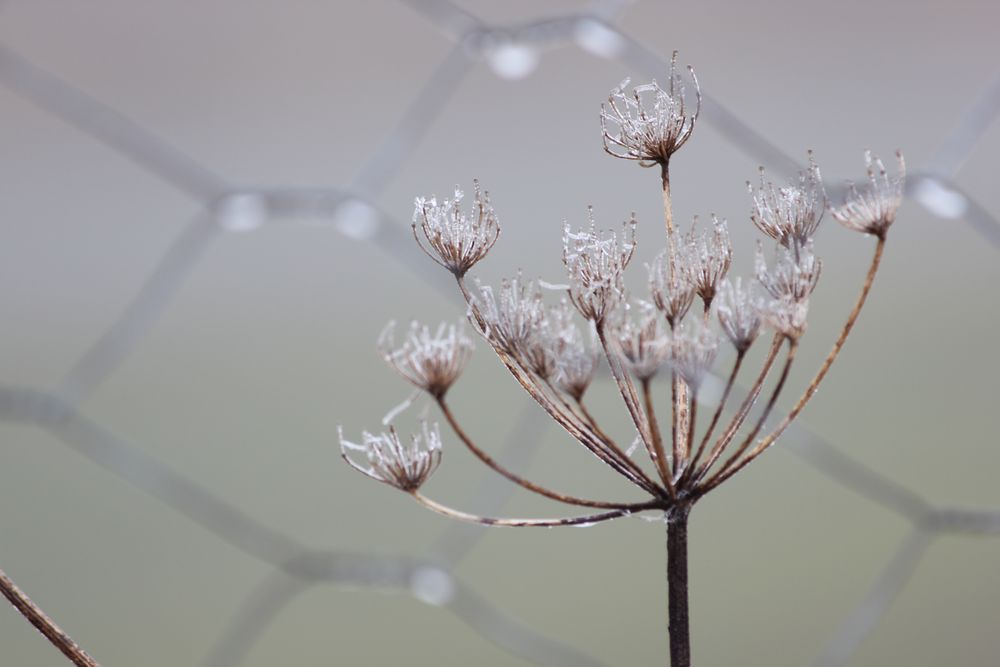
<box><xmin>563</xmin><ymin>209</ymin><xmax>637</xmax><ymax>324</ymax></box>
<box><xmin>755</xmin><ymin>240</ymin><xmax>821</xmax><ymax>303</ymax></box>
<box><xmin>748</xmin><ymin>153</ymin><xmax>826</xmax><ymax>247</ymax></box>
<box><xmin>413</xmin><ymin>180</ymin><xmax>500</xmax><ymax>276</ymax></box>
<box><xmin>647</xmin><ymin>237</ymin><xmax>696</xmax><ymax>329</ymax></box>
<box><xmin>609</xmin><ymin>301</ymin><xmax>670</xmax><ymax>380</ymax></box>
<box><xmin>684</xmin><ymin>215</ymin><xmax>733</xmax><ymax>307</ymax></box>
<box><xmin>830</xmin><ymin>150</ymin><xmax>905</xmax><ymax>237</ymax></box>
<box><xmin>467</xmin><ymin>274</ymin><xmax>546</xmax><ymax>357</ymax></box>
<box><xmin>339</xmin><ymin>423</ymin><xmax>442</xmax><ymax>492</ymax></box>
<box><xmin>378</xmin><ymin>320</ymin><xmax>473</xmax><ymax>398</ymax></box>
<box><xmin>716</xmin><ymin>278</ymin><xmax>763</xmax><ymax>352</ymax></box>
<box><xmin>601</xmin><ymin>51</ymin><xmax>701</xmax><ymax>165</ymax></box>
<box><xmin>548</xmin><ymin>300</ymin><xmax>600</xmax><ymax>399</ymax></box>
<box><xmin>764</xmin><ymin>296</ymin><xmax>810</xmax><ymax>340</ymax></box>
<box><xmin>668</xmin><ymin>321</ymin><xmax>719</xmax><ymax>391</ymax></box>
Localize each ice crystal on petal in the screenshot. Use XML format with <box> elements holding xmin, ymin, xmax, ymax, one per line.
<box><xmin>716</xmin><ymin>278</ymin><xmax>764</xmax><ymax>352</ymax></box>
<box><xmin>563</xmin><ymin>209</ymin><xmax>637</xmax><ymax>324</ymax></box>
<box><xmin>609</xmin><ymin>302</ymin><xmax>670</xmax><ymax>380</ymax></box>
<box><xmin>647</xmin><ymin>236</ymin><xmax>696</xmax><ymax>329</ymax></box>
<box><xmin>668</xmin><ymin>321</ymin><xmax>719</xmax><ymax>390</ymax></box>
<box><xmin>339</xmin><ymin>423</ymin><xmax>442</xmax><ymax>492</ymax></box>
<box><xmin>830</xmin><ymin>150</ymin><xmax>905</xmax><ymax>236</ymax></box>
<box><xmin>755</xmin><ymin>240</ymin><xmax>821</xmax><ymax>302</ymax></box>
<box><xmin>378</xmin><ymin>320</ymin><xmax>473</xmax><ymax>398</ymax></box>
<box><xmin>684</xmin><ymin>215</ymin><xmax>733</xmax><ymax>307</ymax></box>
<box><xmin>601</xmin><ymin>51</ymin><xmax>701</xmax><ymax>165</ymax></box>
<box><xmin>413</xmin><ymin>180</ymin><xmax>500</xmax><ymax>276</ymax></box>
<box><xmin>748</xmin><ymin>154</ymin><xmax>826</xmax><ymax>247</ymax></box>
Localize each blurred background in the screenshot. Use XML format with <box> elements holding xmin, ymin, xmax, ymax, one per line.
<box><xmin>1</xmin><ymin>1</ymin><xmax>998</xmax><ymax>665</ymax></box>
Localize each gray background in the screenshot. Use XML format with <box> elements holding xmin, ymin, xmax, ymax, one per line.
<box><xmin>1</xmin><ymin>1</ymin><xmax>998</xmax><ymax>666</ymax></box>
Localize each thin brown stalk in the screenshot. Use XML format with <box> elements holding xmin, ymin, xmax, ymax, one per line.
<box><xmin>410</xmin><ymin>492</ymin><xmax>660</xmax><ymax>527</ymax></box>
<box><xmin>438</xmin><ymin>397</ymin><xmax>644</xmax><ymax>509</ymax></box>
<box><xmin>0</xmin><ymin>567</ymin><xmax>101</xmax><ymax>667</ymax></box>
<box><xmin>693</xmin><ymin>333</ymin><xmax>783</xmax><ymax>484</ymax></box>
<box><xmin>710</xmin><ymin>235</ymin><xmax>887</xmax><ymax>486</ymax></box>
<box><xmin>642</xmin><ymin>378</ymin><xmax>673</xmax><ymax>486</ymax></box>
<box><xmin>681</xmin><ymin>351</ymin><xmax>745</xmax><ymax>484</ymax></box>
<box><xmin>701</xmin><ymin>339</ymin><xmax>798</xmax><ymax>491</ymax></box>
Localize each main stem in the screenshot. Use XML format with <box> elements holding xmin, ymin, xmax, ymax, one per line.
<box><xmin>666</xmin><ymin>506</ymin><xmax>691</xmax><ymax>667</ymax></box>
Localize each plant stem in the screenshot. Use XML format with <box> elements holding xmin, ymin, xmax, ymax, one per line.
<box><xmin>666</xmin><ymin>506</ymin><xmax>692</xmax><ymax>667</ymax></box>
<box><xmin>0</xmin><ymin>566</ymin><xmax>101</xmax><ymax>667</ymax></box>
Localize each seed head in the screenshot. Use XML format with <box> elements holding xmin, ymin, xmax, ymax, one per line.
<box><xmin>548</xmin><ymin>300</ymin><xmax>600</xmax><ymax>399</ymax></box>
<box><xmin>684</xmin><ymin>215</ymin><xmax>733</xmax><ymax>308</ymax></box>
<box><xmin>647</xmin><ymin>236</ymin><xmax>696</xmax><ymax>329</ymax></box>
<box><xmin>378</xmin><ymin>320</ymin><xmax>473</xmax><ymax>398</ymax></box>
<box><xmin>755</xmin><ymin>240</ymin><xmax>821</xmax><ymax>302</ymax></box>
<box><xmin>601</xmin><ymin>51</ymin><xmax>701</xmax><ymax>166</ymax></box>
<box><xmin>467</xmin><ymin>274</ymin><xmax>546</xmax><ymax>358</ymax></box>
<box><xmin>763</xmin><ymin>296</ymin><xmax>810</xmax><ymax>340</ymax></box>
<box><xmin>830</xmin><ymin>150</ymin><xmax>905</xmax><ymax>237</ymax></box>
<box><xmin>748</xmin><ymin>153</ymin><xmax>826</xmax><ymax>247</ymax></box>
<box><xmin>413</xmin><ymin>180</ymin><xmax>500</xmax><ymax>276</ymax></box>
<box><xmin>716</xmin><ymin>278</ymin><xmax>764</xmax><ymax>353</ymax></box>
<box><xmin>339</xmin><ymin>423</ymin><xmax>442</xmax><ymax>492</ymax></box>
<box><xmin>608</xmin><ymin>301</ymin><xmax>670</xmax><ymax>380</ymax></box>
<box><xmin>668</xmin><ymin>321</ymin><xmax>719</xmax><ymax>391</ymax></box>
<box><xmin>563</xmin><ymin>208</ymin><xmax>637</xmax><ymax>325</ymax></box>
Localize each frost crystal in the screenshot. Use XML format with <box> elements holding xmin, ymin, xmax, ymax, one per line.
<box><xmin>668</xmin><ymin>321</ymin><xmax>719</xmax><ymax>390</ymax></box>
<box><xmin>684</xmin><ymin>215</ymin><xmax>733</xmax><ymax>307</ymax></box>
<box><xmin>830</xmin><ymin>150</ymin><xmax>905</xmax><ymax>236</ymax></box>
<box><xmin>716</xmin><ymin>278</ymin><xmax>763</xmax><ymax>352</ymax></box>
<box><xmin>413</xmin><ymin>180</ymin><xmax>500</xmax><ymax>276</ymax></box>
<box><xmin>609</xmin><ymin>302</ymin><xmax>669</xmax><ymax>380</ymax></box>
<box><xmin>339</xmin><ymin>423</ymin><xmax>442</xmax><ymax>492</ymax></box>
<box><xmin>563</xmin><ymin>209</ymin><xmax>637</xmax><ymax>324</ymax></box>
<box><xmin>378</xmin><ymin>320</ymin><xmax>473</xmax><ymax>398</ymax></box>
<box><xmin>601</xmin><ymin>51</ymin><xmax>701</xmax><ymax>165</ymax></box>
<box><xmin>748</xmin><ymin>154</ymin><xmax>826</xmax><ymax>247</ymax></box>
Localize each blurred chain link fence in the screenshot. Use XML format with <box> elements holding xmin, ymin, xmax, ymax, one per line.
<box><xmin>1</xmin><ymin>1</ymin><xmax>998</xmax><ymax>665</ymax></box>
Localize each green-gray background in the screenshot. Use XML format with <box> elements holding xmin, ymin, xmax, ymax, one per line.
<box><xmin>1</xmin><ymin>1</ymin><xmax>998</xmax><ymax>665</ymax></box>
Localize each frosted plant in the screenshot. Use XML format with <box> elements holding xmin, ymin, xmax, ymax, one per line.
<box><xmin>342</xmin><ymin>53</ymin><xmax>904</xmax><ymax>667</ymax></box>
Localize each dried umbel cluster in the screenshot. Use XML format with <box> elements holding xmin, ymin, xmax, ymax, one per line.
<box><xmin>339</xmin><ymin>53</ymin><xmax>905</xmax><ymax>667</ymax></box>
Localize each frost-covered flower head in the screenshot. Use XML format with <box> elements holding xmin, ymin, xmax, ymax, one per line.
<box><xmin>749</xmin><ymin>153</ymin><xmax>827</xmax><ymax>247</ymax></box>
<box><xmin>830</xmin><ymin>150</ymin><xmax>905</xmax><ymax>237</ymax></box>
<box><xmin>684</xmin><ymin>215</ymin><xmax>733</xmax><ymax>308</ymax></box>
<box><xmin>563</xmin><ymin>208</ymin><xmax>637</xmax><ymax>325</ymax></box>
<box><xmin>668</xmin><ymin>320</ymin><xmax>719</xmax><ymax>391</ymax></box>
<box><xmin>339</xmin><ymin>423</ymin><xmax>442</xmax><ymax>492</ymax></box>
<box><xmin>378</xmin><ymin>320</ymin><xmax>473</xmax><ymax>398</ymax></box>
<box><xmin>547</xmin><ymin>300</ymin><xmax>599</xmax><ymax>399</ymax></box>
<box><xmin>609</xmin><ymin>301</ymin><xmax>670</xmax><ymax>380</ymax></box>
<box><xmin>413</xmin><ymin>180</ymin><xmax>500</xmax><ymax>276</ymax></box>
<box><xmin>647</xmin><ymin>235</ymin><xmax>696</xmax><ymax>329</ymax></box>
<box><xmin>601</xmin><ymin>51</ymin><xmax>701</xmax><ymax>165</ymax></box>
<box><xmin>467</xmin><ymin>274</ymin><xmax>546</xmax><ymax>357</ymax></box>
<box><xmin>764</xmin><ymin>296</ymin><xmax>810</xmax><ymax>340</ymax></box>
<box><xmin>755</xmin><ymin>240</ymin><xmax>821</xmax><ymax>303</ymax></box>
<box><xmin>716</xmin><ymin>278</ymin><xmax>763</xmax><ymax>353</ymax></box>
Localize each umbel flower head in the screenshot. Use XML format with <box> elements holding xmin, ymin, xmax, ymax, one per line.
<box><xmin>647</xmin><ymin>237</ymin><xmax>696</xmax><ymax>329</ymax></box>
<box><xmin>547</xmin><ymin>301</ymin><xmax>600</xmax><ymax>400</ymax></box>
<box><xmin>716</xmin><ymin>278</ymin><xmax>763</xmax><ymax>353</ymax></box>
<box><xmin>609</xmin><ymin>301</ymin><xmax>669</xmax><ymax>380</ymax></box>
<box><xmin>601</xmin><ymin>51</ymin><xmax>701</xmax><ymax>166</ymax></box>
<box><xmin>748</xmin><ymin>153</ymin><xmax>827</xmax><ymax>247</ymax></box>
<box><xmin>563</xmin><ymin>208</ymin><xmax>637</xmax><ymax>325</ymax></box>
<box><xmin>339</xmin><ymin>423</ymin><xmax>442</xmax><ymax>492</ymax></box>
<box><xmin>413</xmin><ymin>180</ymin><xmax>500</xmax><ymax>276</ymax></box>
<box><xmin>378</xmin><ymin>320</ymin><xmax>473</xmax><ymax>398</ymax></box>
<box><xmin>668</xmin><ymin>320</ymin><xmax>719</xmax><ymax>391</ymax></box>
<box><xmin>830</xmin><ymin>150</ymin><xmax>906</xmax><ymax>237</ymax></box>
<box><xmin>755</xmin><ymin>240</ymin><xmax>822</xmax><ymax>339</ymax></box>
<box><xmin>466</xmin><ymin>274</ymin><xmax>546</xmax><ymax>357</ymax></box>
<box><xmin>684</xmin><ymin>215</ymin><xmax>733</xmax><ymax>308</ymax></box>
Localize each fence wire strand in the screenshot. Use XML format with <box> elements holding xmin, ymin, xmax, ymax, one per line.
<box><xmin>1</xmin><ymin>2</ymin><xmax>998</xmax><ymax>666</ymax></box>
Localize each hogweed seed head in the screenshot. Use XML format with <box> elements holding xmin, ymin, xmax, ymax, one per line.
<box><xmin>601</xmin><ymin>51</ymin><xmax>701</xmax><ymax>166</ymax></box>
<box><xmin>378</xmin><ymin>320</ymin><xmax>474</xmax><ymax>398</ymax></box>
<box><xmin>563</xmin><ymin>208</ymin><xmax>637</xmax><ymax>325</ymax></box>
<box><xmin>548</xmin><ymin>300</ymin><xmax>600</xmax><ymax>399</ymax></box>
<box><xmin>467</xmin><ymin>274</ymin><xmax>546</xmax><ymax>358</ymax></box>
<box><xmin>339</xmin><ymin>423</ymin><xmax>442</xmax><ymax>492</ymax></box>
<box><xmin>764</xmin><ymin>296</ymin><xmax>810</xmax><ymax>340</ymax></box>
<box><xmin>748</xmin><ymin>153</ymin><xmax>826</xmax><ymax>247</ymax></box>
<box><xmin>685</xmin><ymin>215</ymin><xmax>733</xmax><ymax>308</ymax></box>
<box><xmin>647</xmin><ymin>237</ymin><xmax>696</xmax><ymax>329</ymax></box>
<box><xmin>716</xmin><ymin>278</ymin><xmax>764</xmax><ymax>353</ymax></box>
<box><xmin>830</xmin><ymin>150</ymin><xmax>905</xmax><ymax>237</ymax></box>
<box><xmin>668</xmin><ymin>320</ymin><xmax>719</xmax><ymax>391</ymax></box>
<box><xmin>609</xmin><ymin>301</ymin><xmax>670</xmax><ymax>380</ymax></box>
<box><xmin>755</xmin><ymin>240</ymin><xmax>822</xmax><ymax>303</ymax></box>
<box><xmin>413</xmin><ymin>180</ymin><xmax>500</xmax><ymax>276</ymax></box>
